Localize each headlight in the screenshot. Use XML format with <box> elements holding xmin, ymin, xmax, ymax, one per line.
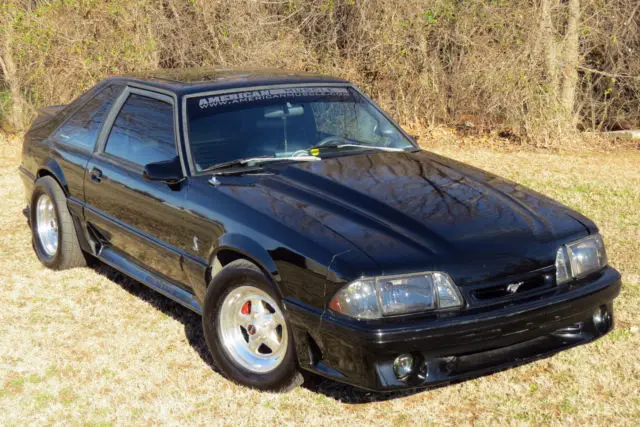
<box><xmin>555</xmin><ymin>234</ymin><xmax>607</xmax><ymax>285</ymax></box>
<box><xmin>329</xmin><ymin>272</ymin><xmax>463</xmax><ymax>320</ymax></box>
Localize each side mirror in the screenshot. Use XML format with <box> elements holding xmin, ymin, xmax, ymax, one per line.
<box><xmin>143</xmin><ymin>156</ymin><xmax>183</xmax><ymax>185</ymax></box>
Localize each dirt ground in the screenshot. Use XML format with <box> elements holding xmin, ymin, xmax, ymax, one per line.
<box><xmin>1</xmin><ymin>134</ymin><xmax>638</xmax><ymax>425</ymax></box>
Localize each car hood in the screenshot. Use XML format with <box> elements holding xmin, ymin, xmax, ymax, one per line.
<box><xmin>216</xmin><ymin>150</ymin><xmax>594</xmax><ymax>283</ymax></box>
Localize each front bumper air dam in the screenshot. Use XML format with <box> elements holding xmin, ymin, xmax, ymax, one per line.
<box><xmin>287</xmin><ymin>266</ymin><xmax>621</xmax><ymax>391</ymax></box>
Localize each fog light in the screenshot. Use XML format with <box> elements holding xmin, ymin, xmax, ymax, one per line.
<box><xmin>593</xmin><ymin>307</ymin><xmax>604</xmax><ymax>327</ymax></box>
<box><xmin>593</xmin><ymin>305</ymin><xmax>610</xmax><ymax>331</ymax></box>
<box><xmin>393</xmin><ymin>354</ymin><xmax>414</xmax><ymax>379</ymax></box>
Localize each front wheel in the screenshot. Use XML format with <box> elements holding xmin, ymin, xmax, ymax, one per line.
<box><xmin>202</xmin><ymin>260</ymin><xmax>302</xmax><ymax>391</ymax></box>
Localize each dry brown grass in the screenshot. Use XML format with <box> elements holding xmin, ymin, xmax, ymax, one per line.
<box><xmin>0</xmin><ymin>132</ymin><xmax>638</xmax><ymax>425</ymax></box>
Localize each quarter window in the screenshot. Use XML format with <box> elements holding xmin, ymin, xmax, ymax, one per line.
<box><xmin>54</xmin><ymin>84</ymin><xmax>123</xmax><ymax>151</ymax></box>
<box><xmin>104</xmin><ymin>94</ymin><xmax>176</xmax><ymax>166</ymax></box>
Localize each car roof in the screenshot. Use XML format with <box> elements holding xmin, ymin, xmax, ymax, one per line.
<box><xmin>105</xmin><ymin>68</ymin><xmax>350</xmax><ymax>96</ymax></box>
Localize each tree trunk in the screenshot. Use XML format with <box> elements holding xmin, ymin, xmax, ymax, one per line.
<box><xmin>540</xmin><ymin>0</ymin><xmax>559</xmax><ymax>96</ymax></box>
<box><xmin>561</xmin><ymin>0</ymin><xmax>580</xmax><ymax>117</ymax></box>
<box><xmin>0</xmin><ymin>23</ymin><xmax>27</xmax><ymax>130</ymax></box>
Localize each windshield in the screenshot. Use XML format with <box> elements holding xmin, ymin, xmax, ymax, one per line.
<box><xmin>185</xmin><ymin>86</ymin><xmax>415</xmax><ymax>172</ymax></box>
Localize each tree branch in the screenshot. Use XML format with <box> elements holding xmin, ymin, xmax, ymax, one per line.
<box><xmin>626</xmin><ymin>2</ymin><xmax>640</xmax><ymax>27</ymax></box>
<box><xmin>577</xmin><ymin>65</ymin><xmax>640</xmax><ymax>80</ymax></box>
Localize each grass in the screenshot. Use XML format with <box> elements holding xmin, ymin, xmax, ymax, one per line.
<box><xmin>0</xmin><ymin>133</ymin><xmax>639</xmax><ymax>425</ymax></box>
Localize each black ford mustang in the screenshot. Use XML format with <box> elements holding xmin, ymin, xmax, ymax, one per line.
<box><xmin>19</xmin><ymin>69</ymin><xmax>620</xmax><ymax>392</ymax></box>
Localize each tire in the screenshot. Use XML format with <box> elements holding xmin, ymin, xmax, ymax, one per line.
<box><xmin>202</xmin><ymin>259</ymin><xmax>303</xmax><ymax>391</ymax></box>
<box><xmin>30</xmin><ymin>176</ymin><xmax>86</xmax><ymax>270</ymax></box>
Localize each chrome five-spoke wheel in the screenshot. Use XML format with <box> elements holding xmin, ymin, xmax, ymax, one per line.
<box><xmin>218</xmin><ymin>286</ymin><xmax>288</xmax><ymax>373</ymax></box>
<box><xmin>35</xmin><ymin>193</ymin><xmax>58</xmax><ymax>257</ymax></box>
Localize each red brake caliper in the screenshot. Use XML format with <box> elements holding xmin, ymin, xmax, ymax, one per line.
<box><xmin>241</xmin><ymin>301</ymin><xmax>251</xmax><ymax>315</ymax></box>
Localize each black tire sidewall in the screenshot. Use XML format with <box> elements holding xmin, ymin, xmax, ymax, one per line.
<box><xmin>30</xmin><ymin>177</ymin><xmax>68</xmax><ymax>269</ymax></box>
<box><xmin>202</xmin><ymin>263</ymin><xmax>299</xmax><ymax>391</ymax></box>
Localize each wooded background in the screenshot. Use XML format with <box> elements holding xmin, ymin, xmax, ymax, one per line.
<box><xmin>1</xmin><ymin>0</ymin><xmax>639</xmax><ymax>144</ymax></box>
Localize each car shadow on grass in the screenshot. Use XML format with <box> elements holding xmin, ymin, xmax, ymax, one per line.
<box><xmin>92</xmin><ymin>261</ymin><xmax>446</xmax><ymax>404</ymax></box>
<box><xmin>92</xmin><ymin>262</ymin><xmax>220</xmax><ymax>374</ymax></box>
<box><xmin>300</xmin><ymin>375</ymin><xmax>425</xmax><ymax>403</ymax></box>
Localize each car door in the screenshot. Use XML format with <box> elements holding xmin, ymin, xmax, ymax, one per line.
<box><xmin>84</xmin><ymin>87</ymin><xmax>189</xmax><ymax>286</ymax></box>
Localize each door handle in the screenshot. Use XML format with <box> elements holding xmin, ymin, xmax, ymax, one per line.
<box><xmin>90</xmin><ymin>167</ymin><xmax>103</xmax><ymax>183</ymax></box>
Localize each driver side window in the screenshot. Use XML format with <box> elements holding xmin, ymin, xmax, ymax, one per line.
<box><xmin>104</xmin><ymin>94</ymin><xmax>176</xmax><ymax>166</ymax></box>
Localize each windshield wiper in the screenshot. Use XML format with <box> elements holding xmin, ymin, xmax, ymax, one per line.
<box><xmin>308</xmin><ymin>143</ymin><xmax>404</xmax><ymax>153</ymax></box>
<box><xmin>201</xmin><ymin>155</ymin><xmax>320</xmax><ymax>175</ymax></box>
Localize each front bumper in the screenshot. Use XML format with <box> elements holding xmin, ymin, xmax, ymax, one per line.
<box><xmin>286</xmin><ymin>266</ymin><xmax>621</xmax><ymax>391</ymax></box>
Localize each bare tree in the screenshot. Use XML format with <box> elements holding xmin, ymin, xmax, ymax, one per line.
<box><xmin>0</xmin><ymin>26</ymin><xmax>26</xmax><ymax>129</ymax></box>
<box><xmin>540</xmin><ymin>0</ymin><xmax>559</xmax><ymax>96</ymax></box>
<box><xmin>561</xmin><ymin>0</ymin><xmax>581</xmax><ymax>118</ymax></box>
<box><xmin>2</xmin><ymin>0</ymin><xmax>638</xmax><ymax>138</ymax></box>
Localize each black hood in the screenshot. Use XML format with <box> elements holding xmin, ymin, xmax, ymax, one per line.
<box><xmin>216</xmin><ymin>150</ymin><xmax>594</xmax><ymax>283</ymax></box>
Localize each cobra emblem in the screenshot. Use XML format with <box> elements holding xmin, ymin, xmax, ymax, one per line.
<box><xmin>506</xmin><ymin>281</ymin><xmax>524</xmax><ymax>294</ymax></box>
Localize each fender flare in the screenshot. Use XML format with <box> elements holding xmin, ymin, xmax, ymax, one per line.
<box><xmin>207</xmin><ymin>233</ymin><xmax>281</xmax><ymax>293</ymax></box>
<box><xmin>37</xmin><ymin>157</ymin><xmax>69</xmax><ymax>195</ymax></box>
<box><xmin>35</xmin><ymin>158</ymin><xmax>95</xmax><ymax>254</ymax></box>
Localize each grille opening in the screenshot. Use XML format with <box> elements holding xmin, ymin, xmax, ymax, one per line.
<box><xmin>472</xmin><ymin>274</ymin><xmax>550</xmax><ymax>300</ymax></box>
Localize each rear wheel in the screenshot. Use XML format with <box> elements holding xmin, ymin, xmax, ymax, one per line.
<box><xmin>30</xmin><ymin>176</ymin><xmax>86</xmax><ymax>270</ymax></box>
<box><xmin>202</xmin><ymin>259</ymin><xmax>302</xmax><ymax>391</ymax></box>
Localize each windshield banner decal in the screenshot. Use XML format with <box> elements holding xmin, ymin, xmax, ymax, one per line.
<box><xmin>198</xmin><ymin>87</ymin><xmax>350</xmax><ymax>109</ymax></box>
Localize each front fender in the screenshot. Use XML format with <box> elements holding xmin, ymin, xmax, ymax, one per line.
<box><xmin>207</xmin><ymin>232</ymin><xmax>335</xmax><ymax>310</ymax></box>
<box><xmin>211</xmin><ymin>233</ymin><xmax>281</xmax><ymax>283</ymax></box>
<box><xmin>185</xmin><ymin>232</ymin><xmax>295</xmax><ymax>308</ymax></box>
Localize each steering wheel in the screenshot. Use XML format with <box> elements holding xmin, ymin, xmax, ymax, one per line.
<box><xmin>315</xmin><ymin>136</ymin><xmax>351</xmax><ymax>147</ymax></box>
<box><xmin>291</xmin><ymin>150</ymin><xmax>310</xmax><ymax>157</ymax></box>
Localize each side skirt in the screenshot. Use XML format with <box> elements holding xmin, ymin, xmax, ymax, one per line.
<box><xmin>98</xmin><ymin>246</ymin><xmax>203</xmax><ymax>315</ymax></box>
